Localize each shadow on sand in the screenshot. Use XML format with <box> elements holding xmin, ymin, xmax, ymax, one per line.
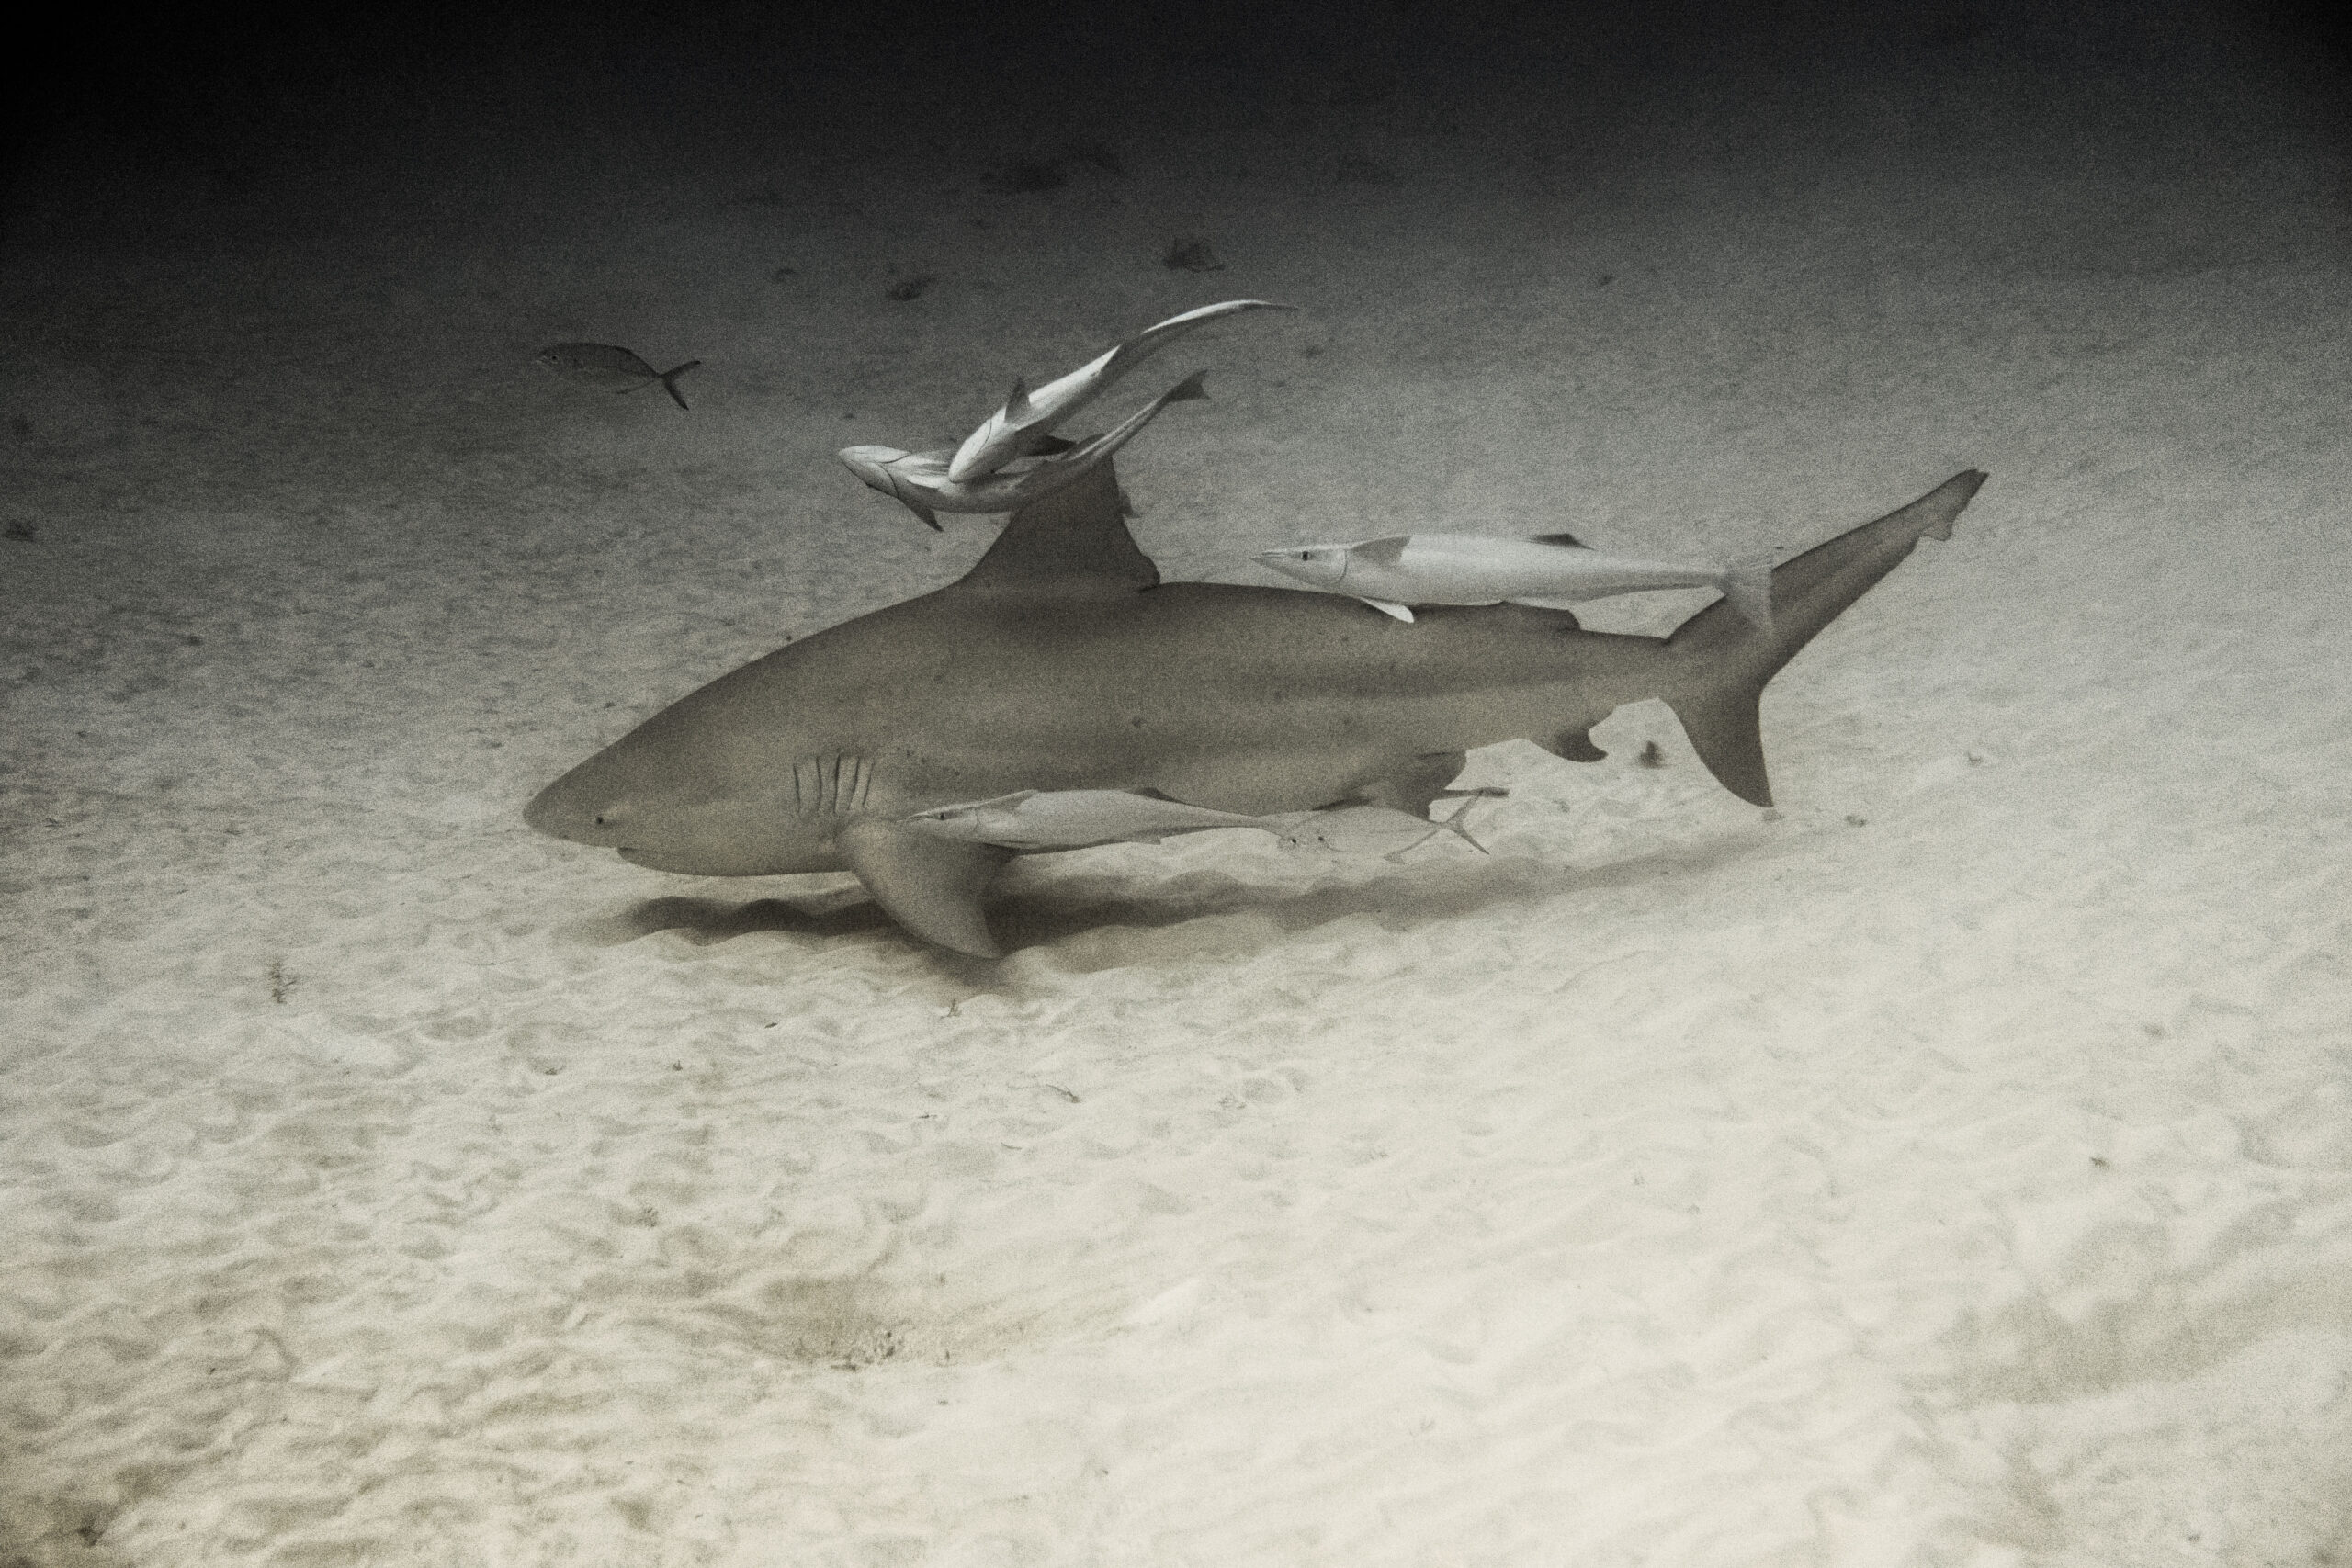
<box><xmin>596</xmin><ymin>828</ymin><xmax>1770</xmax><ymax>970</ymax></box>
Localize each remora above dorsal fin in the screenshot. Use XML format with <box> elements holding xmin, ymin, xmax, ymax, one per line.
<box><xmin>1529</xmin><ymin>531</ymin><xmax>1587</xmax><ymax>547</ymax></box>
<box><xmin>954</xmin><ymin>456</ymin><xmax>1160</xmax><ymax>594</ymax></box>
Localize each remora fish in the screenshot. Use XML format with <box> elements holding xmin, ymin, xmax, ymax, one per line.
<box><xmin>907</xmin><ymin>788</ymin><xmax>1486</xmax><ymax>857</ymax></box>
<box><xmin>946</xmin><ymin>299</ymin><xmax>1293</xmax><ymax>483</ymax></box>
<box><xmin>526</xmin><ymin>458</ymin><xmax>1986</xmax><ymax>958</ymax></box>
<box><xmin>840</xmin><ymin>372</ymin><xmax>1206</xmax><ymax>530</ymax></box>
<box><xmin>537</xmin><ymin>343</ymin><xmax>702</xmax><ymax>411</ymax></box>
<box><xmin>1255</xmin><ymin>533</ymin><xmax>1775</xmax><ymax>629</ymax></box>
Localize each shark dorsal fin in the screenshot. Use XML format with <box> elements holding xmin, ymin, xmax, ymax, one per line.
<box><xmin>1530</xmin><ymin>531</ymin><xmax>1589</xmax><ymax>548</ymax></box>
<box><xmin>954</xmin><ymin>456</ymin><xmax>1160</xmax><ymax>595</ymax></box>
<box><xmin>1002</xmin><ymin>376</ymin><xmax>1033</xmax><ymax>421</ymax></box>
<box><xmin>1353</xmin><ymin>536</ymin><xmax>1409</xmax><ymax>566</ymax></box>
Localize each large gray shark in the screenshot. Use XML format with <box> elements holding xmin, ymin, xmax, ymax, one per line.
<box><xmin>525</xmin><ymin>461</ymin><xmax>1986</xmax><ymax>957</ymax></box>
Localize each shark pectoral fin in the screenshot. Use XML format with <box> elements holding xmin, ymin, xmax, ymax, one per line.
<box><xmin>1359</xmin><ymin>598</ymin><xmax>1416</xmax><ymax>623</ymax></box>
<box><xmin>837</xmin><ymin>818</ymin><xmax>1013</xmax><ymax>958</ymax></box>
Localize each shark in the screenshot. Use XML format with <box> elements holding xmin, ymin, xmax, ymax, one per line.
<box><xmin>525</xmin><ymin>459</ymin><xmax>1987</xmax><ymax>958</ymax></box>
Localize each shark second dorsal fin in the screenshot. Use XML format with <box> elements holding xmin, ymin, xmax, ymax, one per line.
<box><xmin>955</xmin><ymin>457</ymin><xmax>1160</xmax><ymax>595</ymax></box>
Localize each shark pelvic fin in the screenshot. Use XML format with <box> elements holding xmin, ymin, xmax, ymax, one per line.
<box><xmin>837</xmin><ymin>818</ymin><xmax>1012</xmax><ymax>958</ymax></box>
<box><xmin>1358</xmin><ymin>597</ymin><xmax>1416</xmax><ymax>623</ymax></box>
<box><xmin>956</xmin><ymin>456</ymin><xmax>1160</xmax><ymax>595</ymax></box>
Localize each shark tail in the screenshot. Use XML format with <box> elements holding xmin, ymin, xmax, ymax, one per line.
<box><xmin>1660</xmin><ymin>470</ymin><xmax>1986</xmax><ymax>807</ymax></box>
<box><xmin>658</xmin><ymin>360</ymin><xmax>702</xmax><ymax>411</ymax></box>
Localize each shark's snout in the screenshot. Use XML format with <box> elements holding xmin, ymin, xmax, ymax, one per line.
<box><xmin>523</xmin><ymin>769</ymin><xmax>630</xmax><ymax>845</ymax></box>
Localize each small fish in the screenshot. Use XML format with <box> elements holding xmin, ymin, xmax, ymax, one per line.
<box><xmin>905</xmin><ymin>787</ymin><xmax>1486</xmax><ymax>860</ymax></box>
<box><xmin>840</xmin><ymin>372</ymin><xmax>1206</xmax><ymax>530</ymax></box>
<box><xmin>945</xmin><ymin>300</ymin><xmax>1292</xmax><ymax>484</ymax></box>
<box><xmin>537</xmin><ymin>344</ymin><xmax>702</xmax><ymax>410</ymax></box>
<box><xmin>1254</xmin><ymin>532</ymin><xmax>1774</xmax><ymax>630</ymax></box>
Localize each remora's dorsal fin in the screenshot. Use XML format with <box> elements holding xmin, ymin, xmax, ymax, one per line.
<box><xmin>1529</xmin><ymin>531</ymin><xmax>1587</xmax><ymax>548</ymax></box>
<box><xmin>954</xmin><ymin>456</ymin><xmax>1160</xmax><ymax>595</ymax></box>
<box><xmin>837</xmin><ymin>818</ymin><xmax>1012</xmax><ymax>958</ymax></box>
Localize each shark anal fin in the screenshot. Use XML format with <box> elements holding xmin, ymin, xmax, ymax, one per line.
<box><xmin>1347</xmin><ymin>750</ymin><xmax>1470</xmax><ymax>816</ymax></box>
<box><xmin>838</xmin><ymin>818</ymin><xmax>1012</xmax><ymax>958</ymax></box>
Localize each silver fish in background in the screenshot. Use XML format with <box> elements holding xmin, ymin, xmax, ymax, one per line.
<box><xmin>946</xmin><ymin>299</ymin><xmax>1294</xmax><ymax>483</ymax></box>
<box><xmin>906</xmin><ymin>788</ymin><xmax>1487</xmax><ymax>859</ymax></box>
<box><xmin>537</xmin><ymin>343</ymin><xmax>702</xmax><ymax>410</ymax></box>
<box><xmin>1255</xmin><ymin>532</ymin><xmax>1775</xmax><ymax>629</ymax></box>
<box><xmin>840</xmin><ymin>371</ymin><xmax>1206</xmax><ymax>529</ymax></box>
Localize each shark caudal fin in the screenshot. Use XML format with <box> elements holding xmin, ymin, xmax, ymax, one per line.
<box><xmin>1661</xmin><ymin>470</ymin><xmax>1987</xmax><ymax>807</ymax></box>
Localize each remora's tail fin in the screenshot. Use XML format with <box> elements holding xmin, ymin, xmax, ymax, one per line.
<box><xmin>1662</xmin><ymin>470</ymin><xmax>1987</xmax><ymax>807</ymax></box>
<box><xmin>658</xmin><ymin>360</ymin><xmax>702</xmax><ymax>411</ymax></box>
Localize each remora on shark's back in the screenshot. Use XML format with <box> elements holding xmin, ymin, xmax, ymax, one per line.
<box><xmin>839</xmin><ymin>372</ymin><xmax>1207</xmax><ymax>529</ymax></box>
<box><xmin>947</xmin><ymin>299</ymin><xmax>1294</xmax><ymax>484</ymax></box>
<box><xmin>526</xmin><ymin>458</ymin><xmax>1986</xmax><ymax>959</ymax></box>
<box><xmin>537</xmin><ymin>343</ymin><xmax>702</xmax><ymax>410</ymax></box>
<box><xmin>1256</xmin><ymin>532</ymin><xmax>1775</xmax><ymax>628</ymax></box>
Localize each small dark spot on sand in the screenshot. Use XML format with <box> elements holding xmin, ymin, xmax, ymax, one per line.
<box><xmin>2090</xmin><ymin>1155</ymin><xmax>2110</xmax><ymax>1168</ymax></box>
<box><xmin>887</xmin><ymin>274</ymin><xmax>935</xmax><ymax>301</ymax></box>
<box><xmin>986</xmin><ymin>159</ymin><xmax>1067</xmax><ymax>193</ymax></box>
<box><xmin>1595</xmin><ymin>273</ymin><xmax>1616</xmax><ymax>287</ymax></box>
<box><xmin>770</xmin><ymin>266</ymin><xmax>797</xmax><ymax>281</ymax></box>
<box><xmin>266</xmin><ymin>959</ymin><xmax>294</xmax><ymax>1005</ymax></box>
<box><xmin>1163</xmin><ymin>237</ymin><xmax>1223</xmax><ymax>272</ymax></box>
<box><xmin>184</xmin><ymin>634</ymin><xmax>203</xmax><ymax>646</ymax></box>
<box><xmin>1845</xmin><ymin>814</ymin><xmax>1868</xmax><ymax>827</ymax></box>
<box><xmin>1637</xmin><ymin>740</ymin><xmax>1666</xmax><ymax>768</ymax></box>
<box><xmin>7</xmin><ymin>416</ymin><xmax>30</xmax><ymax>437</ymax></box>
<box><xmin>4</xmin><ymin>519</ymin><xmax>35</xmax><ymax>542</ymax></box>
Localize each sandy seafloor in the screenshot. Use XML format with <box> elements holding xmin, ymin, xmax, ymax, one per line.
<box><xmin>4</xmin><ymin>5</ymin><xmax>2351</xmax><ymax>1563</ymax></box>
